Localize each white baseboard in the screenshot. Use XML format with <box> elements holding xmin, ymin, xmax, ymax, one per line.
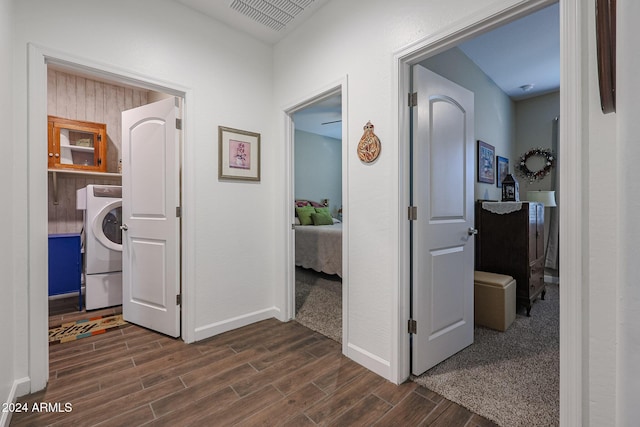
<box><xmin>193</xmin><ymin>307</ymin><xmax>281</xmax><ymax>342</ymax></box>
<box><xmin>48</xmin><ymin>291</ymin><xmax>81</xmax><ymax>300</ymax></box>
<box><xmin>1</xmin><ymin>378</ymin><xmax>30</xmax><ymax>427</ymax></box>
<box><xmin>346</xmin><ymin>342</ymin><xmax>392</xmax><ymax>381</ymax></box>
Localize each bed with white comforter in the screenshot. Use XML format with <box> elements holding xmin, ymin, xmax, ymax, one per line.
<box><xmin>295</xmin><ymin>222</ymin><xmax>342</xmax><ymax>277</ymax></box>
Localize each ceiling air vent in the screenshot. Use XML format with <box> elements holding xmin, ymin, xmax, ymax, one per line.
<box><xmin>229</xmin><ymin>0</ymin><xmax>315</xmax><ymax>32</ymax></box>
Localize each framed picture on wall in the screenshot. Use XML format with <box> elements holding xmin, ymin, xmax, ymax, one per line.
<box><xmin>477</xmin><ymin>140</ymin><xmax>495</xmax><ymax>184</ymax></box>
<box><xmin>496</xmin><ymin>156</ymin><xmax>509</xmax><ymax>187</ymax></box>
<box><xmin>218</xmin><ymin>126</ymin><xmax>261</xmax><ymax>181</ymax></box>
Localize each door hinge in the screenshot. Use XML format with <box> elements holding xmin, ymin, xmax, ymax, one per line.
<box><xmin>408</xmin><ymin>206</ymin><xmax>417</xmax><ymax>221</ymax></box>
<box><xmin>176</xmin><ymin>118</ymin><xmax>183</xmax><ymax>130</ymax></box>
<box><xmin>176</xmin><ymin>294</ymin><xmax>182</xmax><ymax>306</ymax></box>
<box><xmin>408</xmin><ymin>92</ymin><xmax>417</xmax><ymax>107</ymax></box>
<box><xmin>408</xmin><ymin>319</ymin><xmax>417</xmax><ymax>334</ymax></box>
<box><xmin>176</xmin><ymin>207</ymin><xmax>181</xmax><ymax>218</ymax></box>
<box><xmin>97</xmin><ymin>134</ymin><xmax>102</xmax><ymax>142</ymax></box>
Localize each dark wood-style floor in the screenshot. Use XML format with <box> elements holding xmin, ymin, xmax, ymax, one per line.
<box><xmin>10</xmin><ymin>298</ymin><xmax>497</xmax><ymax>427</ymax></box>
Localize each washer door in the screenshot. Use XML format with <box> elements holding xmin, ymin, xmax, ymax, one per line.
<box><xmin>92</xmin><ymin>200</ymin><xmax>123</xmax><ymax>252</ymax></box>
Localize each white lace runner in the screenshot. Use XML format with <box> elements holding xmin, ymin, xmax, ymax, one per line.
<box><xmin>481</xmin><ymin>201</ymin><xmax>523</xmax><ymax>215</ymax></box>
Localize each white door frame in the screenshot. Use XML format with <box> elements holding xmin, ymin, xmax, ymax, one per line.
<box><xmin>26</xmin><ymin>43</ymin><xmax>195</xmax><ymax>392</ymax></box>
<box><xmin>394</xmin><ymin>0</ymin><xmax>583</xmax><ymax>424</ymax></box>
<box><xmin>283</xmin><ymin>76</ymin><xmax>349</xmax><ymax>354</ymax></box>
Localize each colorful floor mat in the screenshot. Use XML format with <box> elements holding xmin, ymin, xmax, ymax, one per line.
<box><xmin>49</xmin><ymin>314</ymin><xmax>127</xmax><ymax>344</ymax></box>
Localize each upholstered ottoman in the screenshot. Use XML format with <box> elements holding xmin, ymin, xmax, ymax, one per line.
<box><xmin>474</xmin><ymin>271</ymin><xmax>516</xmax><ymax>331</ymax></box>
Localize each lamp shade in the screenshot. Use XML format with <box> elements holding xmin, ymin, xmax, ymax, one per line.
<box><xmin>526</xmin><ymin>190</ymin><xmax>557</xmax><ymax>207</ymax></box>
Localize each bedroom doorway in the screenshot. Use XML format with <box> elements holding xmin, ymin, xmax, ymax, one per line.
<box><xmin>398</xmin><ymin>2</ymin><xmax>562</xmax><ymax>424</ymax></box>
<box><xmin>286</xmin><ymin>83</ymin><xmax>347</xmax><ymax>347</ymax></box>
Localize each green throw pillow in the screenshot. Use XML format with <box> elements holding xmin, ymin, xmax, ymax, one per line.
<box><xmin>314</xmin><ymin>207</ymin><xmax>330</xmax><ymax>217</ymax></box>
<box><xmin>311</xmin><ymin>211</ymin><xmax>333</xmax><ymax>225</ymax></box>
<box><xmin>295</xmin><ymin>205</ymin><xmax>316</xmax><ymax>225</ymax></box>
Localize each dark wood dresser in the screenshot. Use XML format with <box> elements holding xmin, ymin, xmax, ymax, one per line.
<box><xmin>475</xmin><ymin>201</ymin><xmax>546</xmax><ymax>316</ymax></box>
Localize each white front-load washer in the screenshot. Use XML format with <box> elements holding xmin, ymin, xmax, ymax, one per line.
<box><xmin>77</xmin><ymin>185</ymin><xmax>123</xmax><ymax>310</ymax></box>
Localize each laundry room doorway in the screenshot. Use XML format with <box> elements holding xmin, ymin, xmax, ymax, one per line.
<box><xmin>28</xmin><ymin>44</ymin><xmax>191</xmax><ymax>390</ymax></box>
<box><xmin>44</xmin><ymin>64</ymin><xmax>184</xmax><ymax>337</ymax></box>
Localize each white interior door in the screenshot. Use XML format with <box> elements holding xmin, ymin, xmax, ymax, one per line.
<box><xmin>411</xmin><ymin>65</ymin><xmax>475</xmax><ymax>375</ymax></box>
<box><xmin>121</xmin><ymin>97</ymin><xmax>181</xmax><ymax>337</ymax></box>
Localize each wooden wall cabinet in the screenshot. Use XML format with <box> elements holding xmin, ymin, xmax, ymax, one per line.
<box><xmin>475</xmin><ymin>201</ymin><xmax>545</xmax><ymax>316</ymax></box>
<box><xmin>48</xmin><ymin>116</ymin><xmax>107</xmax><ymax>172</ymax></box>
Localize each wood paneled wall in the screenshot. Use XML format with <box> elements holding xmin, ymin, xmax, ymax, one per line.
<box><xmin>48</xmin><ymin>174</ymin><xmax>121</xmax><ymax>235</ymax></box>
<box><xmin>47</xmin><ymin>69</ymin><xmax>151</xmax><ymax>173</ymax></box>
<box><xmin>47</xmin><ymin>69</ymin><xmax>152</xmax><ymax>234</ymax></box>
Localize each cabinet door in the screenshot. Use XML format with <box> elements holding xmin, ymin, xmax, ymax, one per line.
<box><xmin>47</xmin><ymin>120</ymin><xmax>56</xmax><ymax>169</ymax></box>
<box><xmin>528</xmin><ymin>203</ymin><xmax>538</xmax><ymax>260</ymax></box>
<box><xmin>536</xmin><ymin>203</ymin><xmax>545</xmax><ymax>259</ymax></box>
<box><xmin>48</xmin><ymin>116</ymin><xmax>107</xmax><ymax>172</ymax></box>
<box><xmin>529</xmin><ymin>258</ymin><xmax>545</xmax><ymax>301</ymax></box>
<box><xmin>48</xmin><ymin>234</ymin><xmax>81</xmax><ymax>296</ymax></box>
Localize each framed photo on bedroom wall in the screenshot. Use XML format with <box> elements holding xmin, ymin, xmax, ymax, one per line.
<box><xmin>477</xmin><ymin>140</ymin><xmax>495</xmax><ymax>184</ymax></box>
<box><xmin>218</xmin><ymin>126</ymin><xmax>261</xmax><ymax>181</ymax></box>
<box><xmin>496</xmin><ymin>156</ymin><xmax>509</xmax><ymax>188</ymax></box>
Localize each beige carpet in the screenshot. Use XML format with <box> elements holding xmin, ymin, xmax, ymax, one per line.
<box><xmin>411</xmin><ymin>283</ymin><xmax>559</xmax><ymax>427</ymax></box>
<box><xmin>295</xmin><ymin>267</ymin><xmax>559</xmax><ymax>427</ymax></box>
<box><xmin>294</xmin><ymin>267</ymin><xmax>342</xmax><ymax>343</ymax></box>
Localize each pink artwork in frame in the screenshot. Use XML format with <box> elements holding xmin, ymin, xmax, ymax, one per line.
<box><xmin>218</xmin><ymin>126</ymin><xmax>261</xmax><ymax>181</ymax></box>
<box><xmin>228</xmin><ymin>139</ymin><xmax>251</xmax><ymax>170</ymax></box>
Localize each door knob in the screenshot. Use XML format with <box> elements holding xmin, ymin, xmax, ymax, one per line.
<box><xmin>467</xmin><ymin>227</ymin><xmax>478</xmax><ymax>236</ymax></box>
<box><xmin>120</xmin><ymin>224</ymin><xmax>128</xmax><ymax>231</ymax></box>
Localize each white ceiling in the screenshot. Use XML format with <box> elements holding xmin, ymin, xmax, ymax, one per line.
<box><xmin>175</xmin><ymin>1</ymin><xmax>559</xmax><ymax>138</ymax></box>
<box><xmin>458</xmin><ymin>3</ymin><xmax>559</xmax><ymax>101</ymax></box>
<box><xmin>292</xmin><ymin>94</ymin><xmax>342</xmax><ymax>140</ymax></box>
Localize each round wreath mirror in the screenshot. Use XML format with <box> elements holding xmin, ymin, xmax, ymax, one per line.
<box><xmin>516</xmin><ymin>148</ymin><xmax>555</xmax><ymax>182</ymax></box>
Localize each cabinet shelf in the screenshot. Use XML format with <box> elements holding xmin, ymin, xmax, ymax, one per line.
<box><xmin>48</xmin><ymin>168</ymin><xmax>122</xmax><ymax>178</ymax></box>
<box><xmin>65</xmin><ymin>145</ymin><xmax>95</xmax><ymax>153</ymax></box>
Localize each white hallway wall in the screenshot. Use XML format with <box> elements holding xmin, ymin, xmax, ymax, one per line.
<box><xmin>617</xmin><ymin>0</ymin><xmax>640</xmax><ymax>423</ymax></box>
<box><xmin>1</xmin><ymin>0</ymin><xmax>16</xmax><ymax>422</ymax></box>
<box><xmin>9</xmin><ymin>0</ymin><xmax>278</xmax><ymax>394</ymax></box>
<box><xmin>585</xmin><ymin>0</ymin><xmax>619</xmax><ymax>423</ymax></box>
